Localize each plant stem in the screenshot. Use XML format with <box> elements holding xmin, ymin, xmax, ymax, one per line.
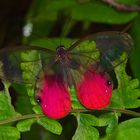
<box><xmin>71</xmin><ymin>107</ymin><xmax>140</xmax><ymax>117</ymax></box>
<box><xmin>0</xmin><ymin>114</ymin><xmax>44</xmax><ymax>125</ymax></box>
<box><xmin>104</xmin><ymin>107</ymin><xmax>140</xmax><ymax>117</ymax></box>
<box><xmin>0</xmin><ymin>108</ymin><xmax>140</xmax><ymax>125</ymax></box>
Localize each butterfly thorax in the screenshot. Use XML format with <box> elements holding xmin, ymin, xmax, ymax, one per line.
<box><xmin>56</xmin><ymin>45</ymin><xmax>70</xmax><ymax>66</ymax></box>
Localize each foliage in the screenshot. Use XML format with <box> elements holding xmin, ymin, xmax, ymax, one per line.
<box><xmin>0</xmin><ymin>0</ymin><xmax>140</xmax><ymax>140</ymax></box>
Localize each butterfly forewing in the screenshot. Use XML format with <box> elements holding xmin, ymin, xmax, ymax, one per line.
<box><xmin>69</xmin><ymin>39</ymin><xmax>100</xmax><ymax>67</ymax></box>
<box><xmin>0</xmin><ymin>32</ymin><xmax>133</xmax><ymax>86</ymax></box>
<box><xmin>65</xmin><ymin>40</ymin><xmax>100</xmax><ymax>85</ymax></box>
<box><xmin>69</xmin><ymin>31</ymin><xmax>133</xmax><ymax>71</ymax></box>
<box><xmin>0</xmin><ymin>46</ymin><xmax>54</xmax><ymax>84</ymax></box>
<box><xmin>0</xmin><ymin>50</ymin><xmax>23</xmax><ymax>83</ymax></box>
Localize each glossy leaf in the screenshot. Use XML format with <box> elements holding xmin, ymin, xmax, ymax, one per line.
<box><xmin>28</xmin><ymin>0</ymin><xmax>138</xmax><ymax>25</ymax></box>
<box><xmin>108</xmin><ymin>118</ymin><xmax>140</xmax><ymax>140</ymax></box>
<box><xmin>72</xmin><ymin>0</ymin><xmax>138</xmax><ymax>24</ymax></box>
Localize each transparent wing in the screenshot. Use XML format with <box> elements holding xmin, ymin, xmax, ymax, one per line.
<box><xmin>0</xmin><ymin>46</ymin><xmax>55</xmax><ymax>84</ymax></box>
<box><xmin>68</xmin><ymin>31</ymin><xmax>133</xmax><ymax>71</ymax></box>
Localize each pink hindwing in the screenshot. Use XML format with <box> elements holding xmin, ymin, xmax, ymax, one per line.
<box><xmin>36</xmin><ymin>74</ymin><xmax>71</xmax><ymax>119</ymax></box>
<box><xmin>76</xmin><ymin>68</ymin><xmax>113</xmax><ymax>109</ymax></box>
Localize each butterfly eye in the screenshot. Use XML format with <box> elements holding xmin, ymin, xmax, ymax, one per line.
<box><xmin>107</xmin><ymin>80</ymin><xmax>112</xmax><ymax>86</ymax></box>
<box><xmin>36</xmin><ymin>97</ymin><xmax>42</xmax><ymax>104</ymax></box>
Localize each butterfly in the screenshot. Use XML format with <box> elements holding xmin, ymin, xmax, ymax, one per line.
<box><xmin>0</xmin><ymin>31</ymin><xmax>133</xmax><ymax>119</ymax></box>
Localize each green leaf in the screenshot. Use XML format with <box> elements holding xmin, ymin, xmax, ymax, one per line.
<box><xmin>71</xmin><ymin>0</ymin><xmax>138</xmax><ymax>24</ymax></box>
<box><xmin>37</xmin><ymin>117</ymin><xmax>62</xmax><ymax>135</ymax></box>
<box><xmin>98</xmin><ymin>113</ymin><xmax>118</xmax><ymax>134</ymax></box>
<box><xmin>117</xmin><ymin>0</ymin><xmax>139</xmax><ymax>5</ymax></box>
<box><xmin>110</xmin><ymin>60</ymin><xmax>140</xmax><ymax>109</ymax></box>
<box><xmin>12</xmin><ymin>84</ymin><xmax>33</xmax><ymax>114</ymax></box>
<box><xmin>32</xmin><ymin>105</ymin><xmax>42</xmax><ymax>114</ymax></box>
<box><xmin>0</xmin><ymin>82</ymin><xmax>19</xmax><ymax>120</ymax></box>
<box><xmin>78</xmin><ymin>113</ymin><xmax>99</xmax><ymax>126</ymax></box>
<box><xmin>72</xmin><ymin>114</ymin><xmax>99</xmax><ymax>140</ymax></box>
<box><xmin>78</xmin><ymin>113</ymin><xmax>118</xmax><ymax>134</ymax></box>
<box><xmin>16</xmin><ymin>118</ymin><xmax>37</xmax><ymax>132</ymax></box>
<box><xmin>70</xmin><ymin>86</ymin><xmax>85</xmax><ymax>109</ymax></box>
<box><xmin>108</xmin><ymin>118</ymin><xmax>140</xmax><ymax>140</ymax></box>
<box><xmin>28</xmin><ymin>0</ymin><xmax>138</xmax><ymax>26</ymax></box>
<box><xmin>0</xmin><ymin>126</ymin><xmax>20</xmax><ymax>140</ymax></box>
<box><xmin>20</xmin><ymin>50</ymin><xmax>42</xmax><ymax>83</ymax></box>
<box><xmin>73</xmin><ymin>124</ymin><xmax>99</xmax><ymax>140</ymax></box>
<box><xmin>30</xmin><ymin>37</ymin><xmax>73</xmax><ymax>49</ymax></box>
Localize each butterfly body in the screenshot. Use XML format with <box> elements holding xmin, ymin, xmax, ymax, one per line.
<box><xmin>56</xmin><ymin>46</ymin><xmax>71</xmax><ymax>67</ymax></box>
